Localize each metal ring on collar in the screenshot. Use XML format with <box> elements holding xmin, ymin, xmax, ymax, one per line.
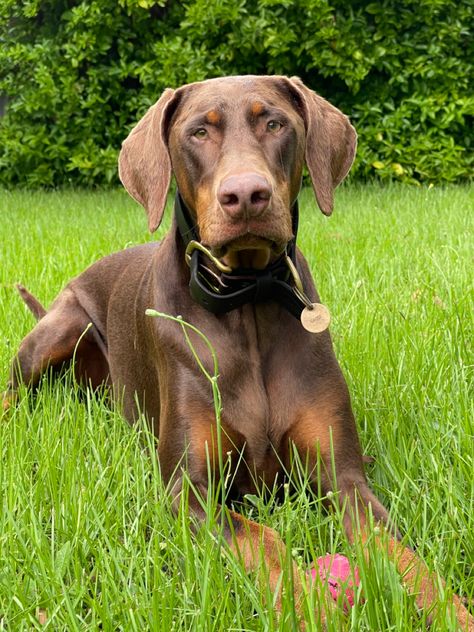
<box><xmin>284</xmin><ymin>254</ymin><xmax>314</xmax><ymax>310</ymax></box>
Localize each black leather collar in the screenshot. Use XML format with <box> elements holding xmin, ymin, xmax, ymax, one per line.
<box><xmin>174</xmin><ymin>192</ymin><xmax>308</xmax><ymax>319</ymax></box>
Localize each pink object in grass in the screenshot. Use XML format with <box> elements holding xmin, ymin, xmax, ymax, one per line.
<box><xmin>308</xmin><ymin>554</ymin><xmax>360</xmax><ymax>609</ymax></box>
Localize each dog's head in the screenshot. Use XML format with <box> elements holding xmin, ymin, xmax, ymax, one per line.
<box><xmin>119</xmin><ymin>75</ymin><xmax>356</xmax><ymax>269</ymax></box>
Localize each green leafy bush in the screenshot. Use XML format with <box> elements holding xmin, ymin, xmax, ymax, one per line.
<box><xmin>0</xmin><ymin>0</ymin><xmax>472</xmax><ymax>186</ymax></box>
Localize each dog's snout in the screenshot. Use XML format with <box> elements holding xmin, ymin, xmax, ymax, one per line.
<box><xmin>217</xmin><ymin>173</ymin><xmax>272</xmax><ymax>220</ymax></box>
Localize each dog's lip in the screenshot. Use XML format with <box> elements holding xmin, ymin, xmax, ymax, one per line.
<box><xmin>206</xmin><ymin>236</ymin><xmax>287</xmax><ymax>272</ymax></box>
<box><xmin>209</xmin><ymin>236</ymin><xmax>286</xmax><ymax>259</ymax></box>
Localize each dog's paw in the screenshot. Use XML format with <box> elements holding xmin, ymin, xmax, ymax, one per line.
<box><xmin>456</xmin><ymin>599</ymin><xmax>474</xmax><ymax>632</ymax></box>
<box><xmin>418</xmin><ymin>593</ymin><xmax>474</xmax><ymax>631</ymax></box>
<box><xmin>1</xmin><ymin>389</ymin><xmax>17</xmax><ymax>416</ymax></box>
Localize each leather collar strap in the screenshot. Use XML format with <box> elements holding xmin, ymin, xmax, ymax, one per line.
<box><xmin>174</xmin><ymin>192</ymin><xmax>307</xmax><ymax>319</ymax></box>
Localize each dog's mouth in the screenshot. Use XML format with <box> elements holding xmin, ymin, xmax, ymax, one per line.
<box><xmin>210</xmin><ymin>236</ymin><xmax>286</xmax><ymax>270</ymax></box>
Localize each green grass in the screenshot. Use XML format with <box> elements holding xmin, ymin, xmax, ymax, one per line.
<box><xmin>0</xmin><ymin>184</ymin><xmax>473</xmax><ymax>630</ymax></box>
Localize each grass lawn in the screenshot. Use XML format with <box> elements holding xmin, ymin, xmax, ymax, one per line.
<box><xmin>0</xmin><ymin>184</ymin><xmax>473</xmax><ymax>630</ymax></box>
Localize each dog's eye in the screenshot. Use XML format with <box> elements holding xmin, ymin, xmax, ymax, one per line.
<box><xmin>193</xmin><ymin>128</ymin><xmax>208</xmax><ymax>139</ymax></box>
<box><xmin>267</xmin><ymin>120</ymin><xmax>282</xmax><ymax>133</ymax></box>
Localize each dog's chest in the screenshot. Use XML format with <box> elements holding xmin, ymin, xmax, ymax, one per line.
<box><xmin>215</xmin><ymin>345</ymin><xmax>307</xmax><ymax>491</ymax></box>
<box><xmin>161</xmin><ymin>303</ymin><xmax>325</xmax><ymax>491</ymax></box>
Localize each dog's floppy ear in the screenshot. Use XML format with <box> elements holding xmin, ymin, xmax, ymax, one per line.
<box><xmin>119</xmin><ymin>88</ymin><xmax>176</xmax><ymax>233</ymax></box>
<box><xmin>288</xmin><ymin>77</ymin><xmax>357</xmax><ymax>215</ymax></box>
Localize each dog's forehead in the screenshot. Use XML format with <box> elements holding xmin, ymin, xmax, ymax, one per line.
<box><xmin>175</xmin><ymin>76</ymin><xmax>298</xmax><ymax>119</ymax></box>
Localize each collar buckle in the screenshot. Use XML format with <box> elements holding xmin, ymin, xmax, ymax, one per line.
<box><xmin>185</xmin><ymin>240</ymin><xmax>233</xmax><ymax>274</ymax></box>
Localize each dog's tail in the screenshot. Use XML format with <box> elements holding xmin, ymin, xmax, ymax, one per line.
<box><xmin>16</xmin><ymin>283</ymin><xmax>47</xmax><ymax>320</ymax></box>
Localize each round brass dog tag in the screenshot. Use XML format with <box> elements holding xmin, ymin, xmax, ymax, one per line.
<box><xmin>301</xmin><ymin>303</ymin><xmax>331</xmax><ymax>333</ymax></box>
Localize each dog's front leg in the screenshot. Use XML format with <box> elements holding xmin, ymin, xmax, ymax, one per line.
<box><xmin>288</xmin><ymin>390</ymin><xmax>474</xmax><ymax>630</ymax></box>
<box><xmin>340</xmin><ymin>478</ymin><xmax>473</xmax><ymax>630</ymax></box>
<box><xmin>163</xmin><ymin>451</ymin><xmax>332</xmax><ymax>629</ymax></box>
<box><xmin>167</xmin><ymin>474</ymin><xmax>304</xmax><ymax>616</ymax></box>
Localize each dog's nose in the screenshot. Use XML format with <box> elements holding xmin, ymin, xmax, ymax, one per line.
<box><xmin>217</xmin><ymin>173</ymin><xmax>272</xmax><ymax>220</ymax></box>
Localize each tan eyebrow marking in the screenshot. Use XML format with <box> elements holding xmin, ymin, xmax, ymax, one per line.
<box><xmin>206</xmin><ymin>110</ymin><xmax>221</xmax><ymax>124</ymax></box>
<box><xmin>250</xmin><ymin>101</ymin><xmax>264</xmax><ymax>116</ymax></box>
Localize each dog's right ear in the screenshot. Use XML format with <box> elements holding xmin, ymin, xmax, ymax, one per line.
<box><xmin>287</xmin><ymin>77</ymin><xmax>357</xmax><ymax>216</ymax></box>
<box><xmin>119</xmin><ymin>88</ymin><xmax>176</xmax><ymax>233</ymax></box>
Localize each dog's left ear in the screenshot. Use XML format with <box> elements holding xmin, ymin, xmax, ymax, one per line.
<box><xmin>119</xmin><ymin>88</ymin><xmax>176</xmax><ymax>233</ymax></box>
<box><xmin>288</xmin><ymin>77</ymin><xmax>357</xmax><ymax>216</ymax></box>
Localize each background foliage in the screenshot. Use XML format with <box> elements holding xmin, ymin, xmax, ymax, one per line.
<box><xmin>0</xmin><ymin>0</ymin><xmax>472</xmax><ymax>187</ymax></box>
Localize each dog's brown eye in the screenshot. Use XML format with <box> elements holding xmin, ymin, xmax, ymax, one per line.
<box><xmin>267</xmin><ymin>120</ymin><xmax>282</xmax><ymax>133</ymax></box>
<box><xmin>193</xmin><ymin>128</ymin><xmax>208</xmax><ymax>139</ymax></box>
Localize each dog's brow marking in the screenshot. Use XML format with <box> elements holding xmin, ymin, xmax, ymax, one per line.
<box><xmin>206</xmin><ymin>110</ymin><xmax>221</xmax><ymax>125</ymax></box>
<box><xmin>251</xmin><ymin>101</ymin><xmax>264</xmax><ymax>116</ymax></box>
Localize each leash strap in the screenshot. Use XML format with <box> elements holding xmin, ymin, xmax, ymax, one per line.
<box><xmin>174</xmin><ymin>193</ymin><xmax>308</xmax><ymax>319</ymax></box>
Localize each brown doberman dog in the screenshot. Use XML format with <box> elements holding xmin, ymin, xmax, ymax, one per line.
<box><xmin>3</xmin><ymin>76</ymin><xmax>473</xmax><ymax>629</ymax></box>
